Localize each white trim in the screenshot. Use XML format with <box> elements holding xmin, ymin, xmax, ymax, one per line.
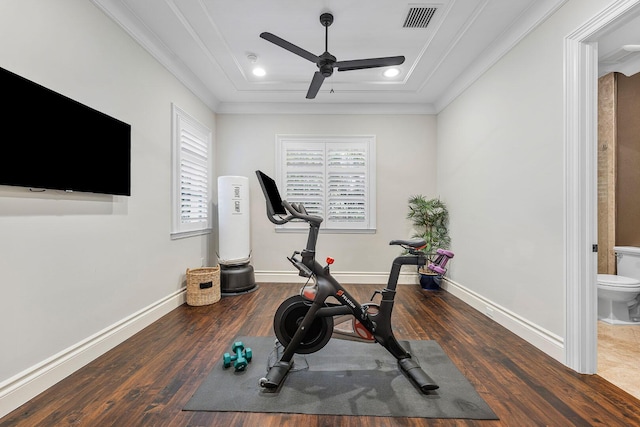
<box><xmin>441</xmin><ymin>279</ymin><xmax>565</xmax><ymax>362</ymax></box>
<box><xmin>0</xmin><ymin>289</ymin><xmax>186</xmax><ymax>418</ymax></box>
<box><xmin>563</xmin><ymin>0</ymin><xmax>640</xmax><ymax>375</ymax></box>
<box><xmin>170</xmin><ymin>227</ymin><xmax>212</xmax><ymax>240</ymax></box>
<box><xmin>90</xmin><ymin>0</ymin><xmax>220</xmax><ymax>111</ymax></box>
<box><xmin>275</xmin><ymin>135</ymin><xmax>377</xmax><ymax>232</ymax></box>
<box><xmin>91</xmin><ymin>0</ymin><xmax>565</xmax><ymax>115</ymax></box>
<box><xmin>255</xmin><ymin>270</ymin><xmax>419</xmax><ymax>285</ymax></box>
<box><xmin>254</xmin><ymin>272</ymin><xmax>565</xmax><ymax>359</ymax></box>
<box><xmin>564</xmin><ymin>34</ymin><xmax>599</xmax><ymax>375</ymax></box>
<box><xmin>435</xmin><ymin>0</ymin><xmax>568</xmax><ymax>112</ymax></box>
<box><xmin>171</xmin><ymin>103</ymin><xmax>213</xmax><ymax>237</ymax></box>
<box><xmin>216</xmin><ymin>102</ymin><xmax>437</xmax><ymax>115</ymax></box>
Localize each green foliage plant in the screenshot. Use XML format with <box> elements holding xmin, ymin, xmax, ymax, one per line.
<box><xmin>407</xmin><ymin>195</ymin><xmax>451</xmax><ymax>262</ymax></box>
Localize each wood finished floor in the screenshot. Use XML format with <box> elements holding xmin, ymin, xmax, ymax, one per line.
<box><xmin>2</xmin><ymin>283</ymin><xmax>640</xmax><ymax>427</ymax></box>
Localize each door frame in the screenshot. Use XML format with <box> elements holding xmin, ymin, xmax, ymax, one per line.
<box><xmin>564</xmin><ymin>0</ymin><xmax>640</xmax><ymax>373</ymax></box>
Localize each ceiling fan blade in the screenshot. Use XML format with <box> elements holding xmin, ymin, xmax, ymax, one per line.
<box><xmin>260</xmin><ymin>32</ymin><xmax>319</xmax><ymax>64</ymax></box>
<box><xmin>306</xmin><ymin>72</ymin><xmax>325</xmax><ymax>99</ymax></box>
<box><xmin>335</xmin><ymin>56</ymin><xmax>405</xmax><ymax>72</ymax></box>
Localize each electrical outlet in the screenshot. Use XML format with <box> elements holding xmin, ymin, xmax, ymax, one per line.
<box><xmin>200</xmin><ymin>257</ymin><xmax>205</xmax><ymax>267</ymax></box>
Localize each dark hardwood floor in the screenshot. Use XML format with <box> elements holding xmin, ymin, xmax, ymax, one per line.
<box><xmin>2</xmin><ymin>283</ymin><xmax>640</xmax><ymax>426</ymax></box>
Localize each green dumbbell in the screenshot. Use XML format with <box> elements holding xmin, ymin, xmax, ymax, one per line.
<box><xmin>222</xmin><ymin>341</ymin><xmax>252</xmax><ymax>371</ymax></box>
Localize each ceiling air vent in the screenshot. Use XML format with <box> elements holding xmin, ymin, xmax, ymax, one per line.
<box><xmin>403</xmin><ymin>6</ymin><xmax>438</xmax><ymax>28</ymax></box>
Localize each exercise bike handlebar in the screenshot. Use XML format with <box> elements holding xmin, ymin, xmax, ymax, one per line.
<box><xmin>279</xmin><ymin>200</ymin><xmax>324</xmax><ymax>226</ymax></box>
<box><xmin>256</xmin><ymin>170</ymin><xmax>323</xmax><ymax>227</ymax></box>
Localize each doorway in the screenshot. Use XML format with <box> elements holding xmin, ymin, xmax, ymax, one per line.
<box><xmin>564</xmin><ymin>0</ymin><xmax>640</xmax><ymax>377</ymax></box>
<box><xmin>596</xmin><ymin>71</ymin><xmax>640</xmax><ymax>400</ymax></box>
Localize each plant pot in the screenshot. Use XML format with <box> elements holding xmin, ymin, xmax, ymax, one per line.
<box><xmin>419</xmin><ymin>273</ymin><xmax>441</xmax><ymax>290</ymax></box>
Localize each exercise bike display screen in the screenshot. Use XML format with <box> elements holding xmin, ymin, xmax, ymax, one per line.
<box><xmin>256</xmin><ymin>170</ymin><xmax>287</xmax><ymax>215</ymax></box>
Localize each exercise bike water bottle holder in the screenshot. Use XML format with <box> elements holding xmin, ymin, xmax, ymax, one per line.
<box><xmin>287</xmin><ymin>251</ymin><xmax>313</xmax><ymax>278</ymax></box>
<box><xmin>255</xmin><ymin>170</ymin><xmax>439</xmax><ymax>393</ymax></box>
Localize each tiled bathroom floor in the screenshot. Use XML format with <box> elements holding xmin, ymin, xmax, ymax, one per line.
<box><xmin>598</xmin><ymin>321</ymin><xmax>640</xmax><ymax>400</ymax></box>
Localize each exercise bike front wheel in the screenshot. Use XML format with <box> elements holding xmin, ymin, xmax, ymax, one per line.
<box><xmin>274</xmin><ymin>295</ymin><xmax>333</xmax><ymax>355</ymax></box>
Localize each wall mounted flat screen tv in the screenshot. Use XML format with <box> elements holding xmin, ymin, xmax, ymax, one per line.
<box><xmin>1</xmin><ymin>66</ymin><xmax>131</xmax><ymax>196</ymax></box>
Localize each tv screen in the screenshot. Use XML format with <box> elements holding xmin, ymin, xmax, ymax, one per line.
<box><xmin>0</xmin><ymin>66</ymin><xmax>131</xmax><ymax>196</ymax></box>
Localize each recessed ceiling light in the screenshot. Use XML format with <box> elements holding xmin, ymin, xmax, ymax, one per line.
<box><xmin>247</xmin><ymin>53</ymin><xmax>265</xmax><ymax>76</ymax></box>
<box><xmin>622</xmin><ymin>45</ymin><xmax>640</xmax><ymax>52</ymax></box>
<box><xmin>383</xmin><ymin>68</ymin><xmax>400</xmax><ymax>78</ymax></box>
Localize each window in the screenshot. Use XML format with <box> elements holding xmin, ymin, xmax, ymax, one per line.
<box><xmin>171</xmin><ymin>104</ymin><xmax>212</xmax><ymax>239</ymax></box>
<box><xmin>276</xmin><ymin>135</ymin><xmax>376</xmax><ymax>232</ymax></box>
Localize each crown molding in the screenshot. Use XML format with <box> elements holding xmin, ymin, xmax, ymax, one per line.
<box><xmin>215</xmin><ymin>102</ymin><xmax>436</xmax><ymax>115</ymax></box>
<box><xmin>93</xmin><ymin>0</ymin><xmax>567</xmax><ymax>115</ymax></box>
<box><xmin>434</xmin><ymin>0</ymin><xmax>568</xmax><ymax>113</ymax></box>
<box><xmin>91</xmin><ymin>0</ymin><xmax>221</xmax><ymax>111</ymax></box>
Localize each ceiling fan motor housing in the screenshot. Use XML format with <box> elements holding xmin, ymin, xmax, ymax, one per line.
<box><xmin>319</xmin><ymin>52</ymin><xmax>336</xmax><ymax>77</ymax></box>
<box><xmin>320</xmin><ymin>13</ymin><xmax>334</xmax><ymax>27</ymax></box>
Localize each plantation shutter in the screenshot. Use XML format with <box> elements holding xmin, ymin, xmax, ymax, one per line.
<box><xmin>277</xmin><ymin>136</ymin><xmax>375</xmax><ymax>231</ymax></box>
<box><xmin>171</xmin><ymin>104</ymin><xmax>211</xmax><ymax>238</ymax></box>
<box><xmin>327</xmin><ymin>144</ymin><xmax>368</xmax><ymax>227</ymax></box>
<box><xmin>284</xmin><ymin>144</ymin><xmax>325</xmax><ymax>218</ymax></box>
<box><xmin>179</xmin><ymin>123</ymin><xmax>209</xmax><ymax>226</ymax></box>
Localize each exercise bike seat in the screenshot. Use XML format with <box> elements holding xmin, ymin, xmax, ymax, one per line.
<box><xmin>389</xmin><ymin>239</ymin><xmax>426</xmax><ymax>249</ymax></box>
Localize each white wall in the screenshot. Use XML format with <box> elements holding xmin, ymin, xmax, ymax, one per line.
<box><xmin>0</xmin><ymin>0</ymin><xmax>621</xmax><ymax>417</ymax></box>
<box><xmin>0</xmin><ymin>0</ymin><xmax>215</xmax><ymax>410</ymax></box>
<box><xmin>216</xmin><ymin>114</ymin><xmax>437</xmax><ymax>279</ymax></box>
<box><xmin>437</xmin><ymin>0</ymin><xmax>610</xmax><ymax>342</ymax></box>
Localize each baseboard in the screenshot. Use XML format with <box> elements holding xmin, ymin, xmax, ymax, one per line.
<box><xmin>255</xmin><ymin>272</ymin><xmax>564</xmax><ymax>361</ymax></box>
<box><xmin>1</xmin><ymin>275</ymin><xmax>565</xmax><ymax>418</ymax></box>
<box><xmin>255</xmin><ymin>270</ymin><xmax>420</xmax><ymax>285</ymax></box>
<box><xmin>0</xmin><ymin>289</ymin><xmax>186</xmax><ymax>418</ymax></box>
<box><xmin>440</xmin><ymin>278</ymin><xmax>565</xmax><ymax>362</ymax></box>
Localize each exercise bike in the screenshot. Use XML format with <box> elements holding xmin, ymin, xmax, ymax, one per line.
<box><xmin>255</xmin><ymin>170</ymin><xmax>439</xmax><ymax>393</ymax></box>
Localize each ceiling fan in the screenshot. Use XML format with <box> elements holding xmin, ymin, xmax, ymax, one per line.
<box><xmin>260</xmin><ymin>12</ymin><xmax>405</xmax><ymax>99</ymax></box>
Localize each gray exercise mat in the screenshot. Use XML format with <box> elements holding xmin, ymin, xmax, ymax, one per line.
<box><xmin>184</xmin><ymin>336</ymin><xmax>498</xmax><ymax>419</ymax></box>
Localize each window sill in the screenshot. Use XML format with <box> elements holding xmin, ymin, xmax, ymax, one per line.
<box><xmin>171</xmin><ymin>228</ymin><xmax>212</xmax><ymax>240</ymax></box>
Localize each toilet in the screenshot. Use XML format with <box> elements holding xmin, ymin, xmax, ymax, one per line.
<box><xmin>597</xmin><ymin>246</ymin><xmax>640</xmax><ymax>325</ymax></box>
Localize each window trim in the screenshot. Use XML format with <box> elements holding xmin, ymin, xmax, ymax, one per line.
<box><xmin>275</xmin><ymin>134</ymin><xmax>376</xmax><ymax>233</ymax></box>
<box><xmin>170</xmin><ymin>104</ymin><xmax>212</xmax><ymax>239</ymax></box>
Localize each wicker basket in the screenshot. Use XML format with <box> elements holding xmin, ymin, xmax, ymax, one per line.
<box><xmin>186</xmin><ymin>267</ymin><xmax>221</xmax><ymax>306</ymax></box>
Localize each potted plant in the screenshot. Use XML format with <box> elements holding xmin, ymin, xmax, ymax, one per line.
<box><xmin>407</xmin><ymin>195</ymin><xmax>451</xmax><ymax>290</ymax></box>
